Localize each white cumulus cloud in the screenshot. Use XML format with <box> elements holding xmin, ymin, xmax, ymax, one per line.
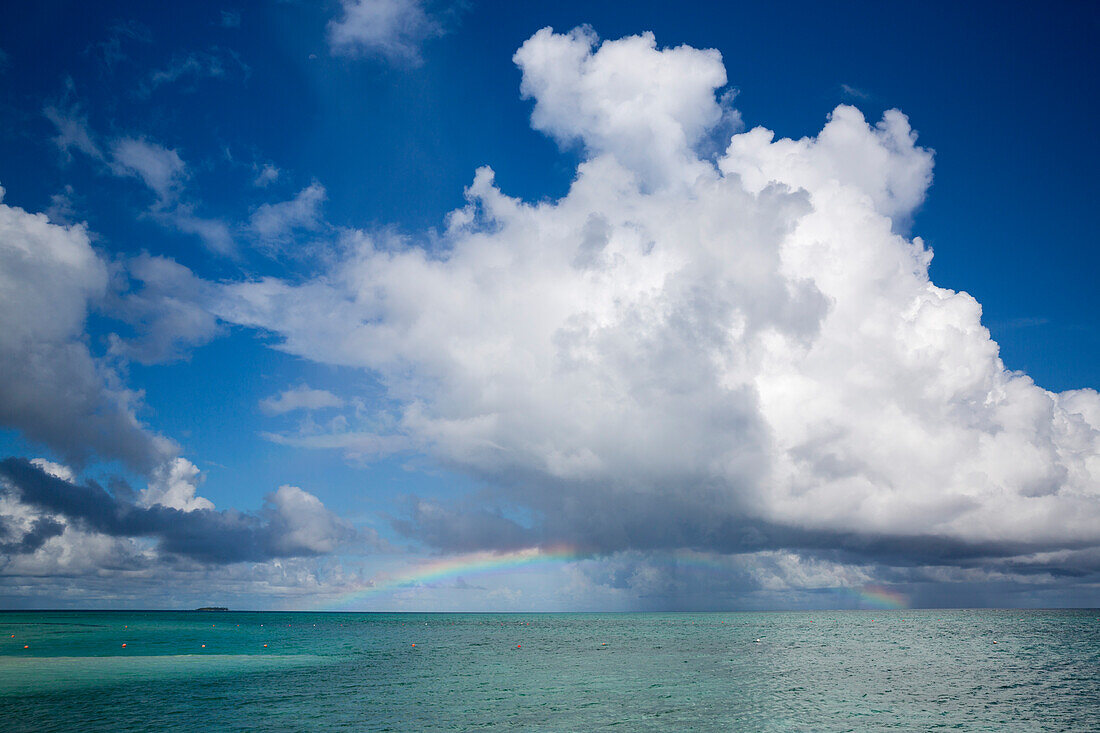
<box><xmin>213</xmin><ymin>28</ymin><xmax>1099</xmax><ymax>568</ymax></box>
<box><xmin>140</xmin><ymin>457</ymin><xmax>215</xmax><ymax>512</ymax></box>
<box><xmin>514</xmin><ymin>27</ymin><xmax>732</xmax><ymax>191</ymax></box>
<box><xmin>263</xmin><ymin>484</ymin><xmax>354</xmax><ymax>555</ymax></box>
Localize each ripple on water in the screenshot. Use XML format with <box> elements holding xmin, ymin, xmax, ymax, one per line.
<box><xmin>0</xmin><ymin>609</ymin><xmax>1097</xmax><ymax>731</ymax></box>
<box><xmin>0</xmin><ymin>653</ymin><xmax>330</xmax><ymax>696</ymax></box>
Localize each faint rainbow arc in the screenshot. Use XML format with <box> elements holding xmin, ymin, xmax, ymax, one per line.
<box><xmin>319</xmin><ymin>547</ymin><xmax>910</xmax><ymax>611</ymax></box>
<box><xmin>320</xmin><ymin>545</ymin><xmax>584</xmax><ymax>610</ymax></box>
<box><xmin>857</xmin><ymin>584</ymin><xmax>909</xmax><ymax>609</ymax></box>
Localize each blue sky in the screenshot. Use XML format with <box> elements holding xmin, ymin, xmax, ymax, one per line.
<box><xmin>0</xmin><ymin>0</ymin><xmax>1098</xmax><ymax>610</ymax></box>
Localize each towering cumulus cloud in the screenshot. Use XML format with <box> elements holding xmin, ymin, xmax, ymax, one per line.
<box><xmin>218</xmin><ymin>29</ymin><xmax>1100</xmax><ymax>568</ymax></box>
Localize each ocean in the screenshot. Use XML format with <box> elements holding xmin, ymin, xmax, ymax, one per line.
<box><xmin>1</xmin><ymin>609</ymin><xmax>1097</xmax><ymax>731</ymax></box>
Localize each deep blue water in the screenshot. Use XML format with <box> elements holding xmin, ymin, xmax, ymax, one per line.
<box><xmin>1</xmin><ymin>609</ymin><xmax>1097</xmax><ymax>731</ymax></box>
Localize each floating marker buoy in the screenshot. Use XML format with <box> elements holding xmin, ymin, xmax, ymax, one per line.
<box><xmin>411</xmin><ymin>643</ymin><xmax>415</xmax><ymax>647</ymax></box>
<box><xmin>23</xmin><ymin>645</ymin><xmax>28</xmax><ymax>649</ymax></box>
<box><xmin>202</xmin><ymin>644</ymin><xmax>206</xmax><ymax>648</ymax></box>
<box><xmin>122</xmin><ymin>643</ymin><xmax>127</xmax><ymax>648</ymax></box>
<box><xmin>263</xmin><ymin>644</ymin><xmax>268</xmax><ymax>648</ymax></box>
<box><xmin>516</xmin><ymin>644</ymin><xmax>521</xmax><ymax>648</ymax></box>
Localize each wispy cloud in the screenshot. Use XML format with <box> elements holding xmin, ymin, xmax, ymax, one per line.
<box><xmin>840</xmin><ymin>82</ymin><xmax>870</xmax><ymax>99</ymax></box>
<box><xmin>43</xmin><ymin>99</ymin><xmax>240</xmax><ymax>255</ymax></box>
<box><xmin>88</xmin><ymin>20</ymin><xmax>152</xmax><ymax>70</ymax></box>
<box><xmin>260</xmin><ymin>385</ymin><xmax>346</xmax><ymax>415</ymax></box>
<box><xmin>328</xmin><ymin>0</ymin><xmax>450</xmax><ymax>65</ymax></box>
<box><xmin>43</xmin><ymin>101</ymin><xmax>104</xmax><ymax>162</ymax></box>
<box><xmin>253</xmin><ymin>162</ymin><xmax>280</xmax><ymax>187</ymax></box>
<box><xmin>249</xmin><ymin>182</ymin><xmax>326</xmax><ymax>246</ymax></box>
<box><xmin>137</xmin><ymin>47</ymin><xmax>249</xmax><ymax>98</ymax></box>
<box><xmin>219</xmin><ymin>10</ymin><xmax>241</xmax><ymax>29</ymax></box>
<box><xmin>107</xmin><ymin>254</ymin><xmax>223</xmax><ymax>364</ymax></box>
<box><xmin>166</xmin><ymin>204</ymin><xmax>236</xmax><ymax>256</ymax></box>
<box><xmin>109</xmin><ymin>137</ymin><xmax>188</xmax><ymax>203</ymax></box>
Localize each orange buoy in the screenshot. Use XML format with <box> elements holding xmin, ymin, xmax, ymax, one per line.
<box><xmin>411</xmin><ymin>643</ymin><xmax>415</xmax><ymax>647</ymax></box>
<box><xmin>122</xmin><ymin>643</ymin><xmax>127</xmax><ymax>648</ymax></box>
<box><xmin>23</xmin><ymin>645</ymin><xmax>28</xmax><ymax>649</ymax></box>
<box><xmin>201</xmin><ymin>644</ymin><xmax>206</xmax><ymax>648</ymax></box>
<box><xmin>263</xmin><ymin>644</ymin><xmax>268</xmax><ymax>647</ymax></box>
<box><xmin>516</xmin><ymin>644</ymin><xmax>521</xmax><ymax>648</ymax></box>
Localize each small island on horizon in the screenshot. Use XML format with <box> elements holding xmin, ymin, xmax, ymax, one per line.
<box><xmin>195</xmin><ymin>607</ymin><xmax>229</xmax><ymax>612</ymax></box>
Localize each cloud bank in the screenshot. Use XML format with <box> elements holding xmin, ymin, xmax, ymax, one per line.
<box><xmin>215</xmin><ymin>28</ymin><xmax>1100</xmax><ymax>572</ymax></box>
<box><xmin>0</xmin><ymin>459</ymin><xmax>368</xmax><ymax>609</ymax></box>
<box><xmin>0</xmin><ymin>458</ymin><xmax>353</xmax><ymax>565</ymax></box>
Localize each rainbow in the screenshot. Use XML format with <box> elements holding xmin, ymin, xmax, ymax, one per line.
<box><xmin>858</xmin><ymin>584</ymin><xmax>909</xmax><ymax>609</ymax></box>
<box><xmin>320</xmin><ymin>545</ymin><xmax>585</xmax><ymax>610</ymax></box>
<box><xmin>319</xmin><ymin>547</ymin><xmax>758</xmax><ymax>610</ymax></box>
<box><xmin>317</xmin><ymin>547</ymin><xmax>911</xmax><ymax>611</ymax></box>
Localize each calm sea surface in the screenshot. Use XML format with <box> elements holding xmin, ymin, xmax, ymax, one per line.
<box><xmin>0</xmin><ymin>609</ymin><xmax>1097</xmax><ymax>731</ymax></box>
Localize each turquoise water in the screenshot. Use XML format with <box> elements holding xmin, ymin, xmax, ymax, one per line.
<box><xmin>0</xmin><ymin>609</ymin><xmax>1097</xmax><ymax>731</ymax></box>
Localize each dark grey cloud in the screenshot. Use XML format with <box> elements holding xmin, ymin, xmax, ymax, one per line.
<box><xmin>0</xmin><ymin>458</ymin><xmax>354</xmax><ymax>564</ymax></box>
<box><xmin>392</xmin><ymin>481</ymin><xmax>1100</xmax><ymax>578</ymax></box>
<box><xmin>0</xmin><ymin>342</ymin><xmax>172</xmax><ymax>473</ymax></box>
<box><xmin>564</xmin><ymin>546</ymin><xmax>1100</xmax><ymax>612</ymax></box>
<box><xmin>0</xmin><ymin>516</ymin><xmax>64</xmax><ymax>555</ymax></box>
<box><xmin>390</xmin><ymin>497</ymin><xmax>536</xmax><ymax>553</ymax></box>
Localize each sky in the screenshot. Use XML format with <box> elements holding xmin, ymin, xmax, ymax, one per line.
<box><xmin>0</xmin><ymin>0</ymin><xmax>1098</xmax><ymax>611</ymax></box>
